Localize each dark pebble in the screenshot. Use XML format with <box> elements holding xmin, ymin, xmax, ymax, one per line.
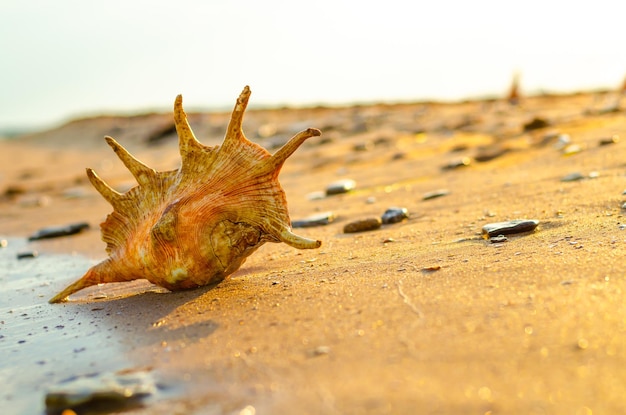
<box><xmin>599</xmin><ymin>135</ymin><xmax>619</xmax><ymax>146</ymax></box>
<box><xmin>28</xmin><ymin>222</ymin><xmax>90</xmax><ymax>241</ymax></box>
<box><xmin>422</xmin><ymin>189</ymin><xmax>450</xmax><ymax>201</ymax></box>
<box><xmin>482</xmin><ymin>219</ymin><xmax>539</xmax><ymax>238</ymax></box>
<box><xmin>17</xmin><ymin>251</ymin><xmax>38</xmax><ymax>260</ymax></box>
<box><xmin>344</xmin><ymin>218</ymin><xmax>382</xmax><ymax>233</ymax></box>
<box><xmin>292</xmin><ymin>211</ymin><xmax>335</xmax><ymax>228</ymax></box>
<box><xmin>381</xmin><ymin>207</ymin><xmax>409</xmax><ymax>224</ymax></box>
<box><xmin>474</xmin><ymin>146</ymin><xmax>509</xmax><ymax>162</ymax></box>
<box><xmin>353</xmin><ymin>142</ymin><xmax>372</xmax><ymax>152</ymax></box>
<box><xmin>326</xmin><ymin>179</ymin><xmax>356</xmax><ymax>196</ymax></box>
<box><xmin>442</xmin><ymin>157</ymin><xmax>471</xmax><ymax>170</ymax></box>
<box><xmin>3</xmin><ymin>184</ymin><xmax>27</xmax><ymax>197</ymax></box>
<box><xmin>523</xmin><ymin>117</ymin><xmax>550</xmax><ymax>132</ymax></box>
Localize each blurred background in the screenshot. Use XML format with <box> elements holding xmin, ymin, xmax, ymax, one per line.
<box><xmin>1</xmin><ymin>0</ymin><xmax>624</xmax><ymax>133</ymax></box>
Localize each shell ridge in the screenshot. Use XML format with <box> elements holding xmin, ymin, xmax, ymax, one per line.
<box><xmin>86</xmin><ymin>168</ymin><xmax>123</xmax><ymax>208</ymax></box>
<box><xmin>105</xmin><ymin>136</ymin><xmax>156</xmax><ymax>185</ymax></box>
<box><xmin>174</xmin><ymin>95</ymin><xmax>204</xmax><ymax>159</ymax></box>
<box><xmin>261</xmin><ymin>128</ymin><xmax>322</xmax><ymax>174</ymax></box>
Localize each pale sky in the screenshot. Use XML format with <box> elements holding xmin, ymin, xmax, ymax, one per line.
<box><xmin>1</xmin><ymin>0</ymin><xmax>625</xmax><ymax>130</ymax></box>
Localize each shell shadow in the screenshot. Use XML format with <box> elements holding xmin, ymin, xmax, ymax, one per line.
<box><xmin>68</xmin><ymin>283</ymin><xmax>222</xmax><ymax>349</ymax></box>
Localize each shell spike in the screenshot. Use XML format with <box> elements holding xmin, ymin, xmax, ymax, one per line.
<box><xmin>174</xmin><ymin>94</ymin><xmax>203</xmax><ymax>160</ymax></box>
<box><xmin>86</xmin><ymin>168</ymin><xmax>123</xmax><ymax>208</ymax></box>
<box><xmin>263</xmin><ymin>128</ymin><xmax>321</xmax><ymax>173</ymax></box>
<box><xmin>225</xmin><ymin>86</ymin><xmax>251</xmax><ymax>141</ymax></box>
<box><xmin>49</xmin><ymin>260</ymin><xmax>118</xmax><ymax>303</ymax></box>
<box><xmin>104</xmin><ymin>136</ymin><xmax>155</xmax><ymax>186</ymax></box>
<box><xmin>278</xmin><ymin>227</ymin><xmax>322</xmax><ymax>249</ymax></box>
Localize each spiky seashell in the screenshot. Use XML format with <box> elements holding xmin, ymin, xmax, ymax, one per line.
<box><xmin>49</xmin><ymin>86</ymin><xmax>321</xmax><ymax>303</ymax></box>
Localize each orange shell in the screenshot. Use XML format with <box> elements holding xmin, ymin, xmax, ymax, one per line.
<box><xmin>49</xmin><ymin>86</ymin><xmax>321</xmax><ymax>303</ymax></box>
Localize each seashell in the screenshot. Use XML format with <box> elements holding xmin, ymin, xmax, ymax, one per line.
<box><xmin>49</xmin><ymin>86</ymin><xmax>321</xmax><ymax>303</ymax></box>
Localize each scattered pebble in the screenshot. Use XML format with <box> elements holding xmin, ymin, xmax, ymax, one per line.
<box><xmin>326</xmin><ymin>179</ymin><xmax>356</xmax><ymax>196</ymax></box>
<box><xmin>344</xmin><ymin>218</ymin><xmax>382</xmax><ymax>233</ymax></box>
<box><xmin>306</xmin><ymin>191</ymin><xmax>326</xmax><ymax>201</ymax></box>
<box><xmin>353</xmin><ymin>142</ymin><xmax>371</xmax><ymax>152</ymax></box>
<box><xmin>0</xmin><ymin>239</ymin><xmax>7</xmax><ymax>248</ymax></box>
<box><xmin>489</xmin><ymin>235</ymin><xmax>508</xmax><ymax>243</ymax></box>
<box><xmin>45</xmin><ymin>369</ymin><xmax>156</xmax><ymax>412</ymax></box>
<box><xmin>553</xmin><ymin>134</ymin><xmax>571</xmax><ymax>150</ymax></box>
<box><xmin>421</xmin><ymin>265</ymin><xmax>441</xmax><ymax>272</ymax></box>
<box><xmin>28</xmin><ymin>222</ymin><xmax>90</xmax><ymax>241</ymax></box>
<box><xmin>18</xmin><ymin>194</ymin><xmax>50</xmax><ymax>208</ymax></box>
<box><xmin>422</xmin><ymin>189</ymin><xmax>450</xmax><ymax>201</ymax></box>
<box><xmin>381</xmin><ymin>207</ymin><xmax>409</xmax><ymax>224</ymax></box>
<box><xmin>474</xmin><ymin>146</ymin><xmax>509</xmax><ymax>162</ymax></box>
<box><xmin>561</xmin><ymin>172</ymin><xmax>585</xmax><ymax>182</ymax></box>
<box><xmin>292</xmin><ymin>211</ymin><xmax>335</xmax><ymax>228</ymax></box>
<box><xmin>523</xmin><ymin>117</ymin><xmax>550</xmax><ymax>132</ymax></box>
<box><xmin>562</xmin><ymin>143</ymin><xmax>582</xmax><ymax>156</ymax></box>
<box><xmin>62</xmin><ymin>187</ymin><xmax>89</xmax><ymax>199</ymax></box>
<box><xmin>599</xmin><ymin>134</ymin><xmax>619</xmax><ymax>146</ymax></box>
<box><xmin>309</xmin><ymin>346</ymin><xmax>331</xmax><ymax>356</ymax></box>
<box><xmin>442</xmin><ymin>157</ymin><xmax>471</xmax><ymax>170</ymax></box>
<box><xmin>482</xmin><ymin>219</ymin><xmax>539</xmax><ymax>238</ymax></box>
<box><xmin>17</xmin><ymin>251</ymin><xmax>38</xmax><ymax>260</ymax></box>
<box><xmin>3</xmin><ymin>184</ymin><xmax>27</xmax><ymax>197</ymax></box>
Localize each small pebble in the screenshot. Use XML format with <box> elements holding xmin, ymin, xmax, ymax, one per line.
<box><xmin>489</xmin><ymin>235</ymin><xmax>508</xmax><ymax>243</ymax></box>
<box><xmin>561</xmin><ymin>172</ymin><xmax>585</xmax><ymax>182</ymax></box>
<box><xmin>442</xmin><ymin>157</ymin><xmax>471</xmax><ymax>170</ymax></box>
<box><xmin>311</xmin><ymin>346</ymin><xmax>331</xmax><ymax>356</ymax></box>
<box><xmin>45</xmin><ymin>369</ymin><xmax>156</xmax><ymax>411</ymax></box>
<box><xmin>474</xmin><ymin>146</ymin><xmax>509</xmax><ymax>162</ymax></box>
<box><xmin>523</xmin><ymin>117</ymin><xmax>550</xmax><ymax>132</ymax></box>
<box><xmin>422</xmin><ymin>189</ymin><xmax>450</xmax><ymax>201</ymax></box>
<box><xmin>599</xmin><ymin>135</ymin><xmax>619</xmax><ymax>146</ymax></box>
<box><xmin>62</xmin><ymin>187</ymin><xmax>89</xmax><ymax>199</ymax></box>
<box><xmin>344</xmin><ymin>218</ymin><xmax>382</xmax><ymax>233</ymax></box>
<box><xmin>353</xmin><ymin>142</ymin><xmax>371</xmax><ymax>152</ymax></box>
<box><xmin>306</xmin><ymin>191</ymin><xmax>326</xmax><ymax>201</ymax></box>
<box><xmin>326</xmin><ymin>179</ymin><xmax>356</xmax><ymax>196</ymax></box>
<box><xmin>17</xmin><ymin>251</ymin><xmax>38</xmax><ymax>260</ymax></box>
<box><xmin>553</xmin><ymin>134</ymin><xmax>571</xmax><ymax>150</ymax></box>
<box><xmin>292</xmin><ymin>211</ymin><xmax>335</xmax><ymax>228</ymax></box>
<box><xmin>18</xmin><ymin>195</ymin><xmax>50</xmax><ymax>208</ymax></box>
<box><xmin>482</xmin><ymin>219</ymin><xmax>539</xmax><ymax>238</ymax></box>
<box><xmin>381</xmin><ymin>207</ymin><xmax>409</xmax><ymax>224</ymax></box>
<box><xmin>0</xmin><ymin>239</ymin><xmax>7</xmax><ymax>248</ymax></box>
<box><xmin>28</xmin><ymin>222</ymin><xmax>90</xmax><ymax>241</ymax></box>
<box><xmin>562</xmin><ymin>144</ymin><xmax>582</xmax><ymax>155</ymax></box>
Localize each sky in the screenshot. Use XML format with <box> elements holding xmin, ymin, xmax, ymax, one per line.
<box><xmin>1</xmin><ymin>0</ymin><xmax>625</xmax><ymax>131</ymax></box>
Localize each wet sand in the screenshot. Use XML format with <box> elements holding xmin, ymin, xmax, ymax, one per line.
<box><xmin>1</xmin><ymin>91</ymin><xmax>626</xmax><ymax>414</ymax></box>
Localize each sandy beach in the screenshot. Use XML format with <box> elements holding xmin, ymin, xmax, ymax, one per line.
<box><xmin>1</xmin><ymin>90</ymin><xmax>626</xmax><ymax>414</ymax></box>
